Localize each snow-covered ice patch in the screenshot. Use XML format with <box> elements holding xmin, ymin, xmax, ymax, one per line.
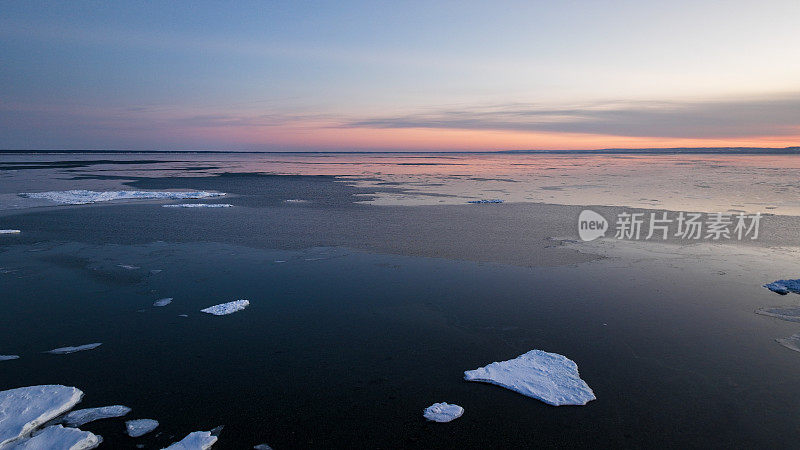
<box><xmin>19</xmin><ymin>190</ymin><xmax>225</xmax><ymax>205</ymax></box>
<box><xmin>153</xmin><ymin>297</ymin><xmax>173</xmax><ymax>307</ymax></box>
<box><xmin>200</xmin><ymin>299</ymin><xmax>250</xmax><ymax>316</ymax></box>
<box><xmin>46</xmin><ymin>343</ymin><xmax>102</xmax><ymax>354</ymax></box>
<box><xmin>0</xmin><ymin>385</ymin><xmax>84</xmax><ymax>446</ymax></box>
<box><xmin>0</xmin><ymin>230</ymin><xmax>21</xmax><ymax>234</ymax></box>
<box><xmin>755</xmin><ymin>306</ymin><xmax>800</xmax><ymax>323</ymax></box>
<box><xmin>12</xmin><ymin>425</ymin><xmax>101</xmax><ymax>449</ymax></box>
<box><xmin>126</xmin><ymin>419</ymin><xmax>159</xmax><ymax>437</ymax></box>
<box><xmin>777</xmin><ymin>333</ymin><xmax>800</xmax><ymax>352</ymax></box>
<box><xmin>423</xmin><ymin>403</ymin><xmax>464</xmax><ymax>422</ymax></box>
<box><xmin>467</xmin><ymin>199</ymin><xmax>503</xmax><ymax>204</ymax></box>
<box><xmin>61</xmin><ymin>405</ymin><xmax>131</xmax><ymax>427</ymax></box>
<box><xmin>284</xmin><ymin>199</ymin><xmax>309</xmax><ymax>204</ymax></box>
<box><xmin>464</xmin><ymin>349</ymin><xmax>596</xmax><ymax>406</ymax></box>
<box><xmin>253</xmin><ymin>445</ymin><xmax>273</xmax><ymax>450</ymax></box>
<box><xmin>118</xmin><ymin>264</ymin><xmax>140</xmax><ymax>270</ymax></box>
<box><xmin>163</xmin><ymin>430</ymin><xmax>218</xmax><ymax>449</ymax></box>
<box><xmin>0</xmin><ymin>355</ymin><xmax>19</xmax><ymax>361</ymax></box>
<box><xmin>162</xmin><ymin>203</ymin><xmax>233</xmax><ymax>208</ymax></box>
<box><xmin>763</xmin><ymin>279</ymin><xmax>800</xmax><ymax>295</ymax></box>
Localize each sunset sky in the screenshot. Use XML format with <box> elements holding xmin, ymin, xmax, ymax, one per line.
<box><xmin>2</xmin><ymin>1</ymin><xmax>800</xmax><ymax>151</ymax></box>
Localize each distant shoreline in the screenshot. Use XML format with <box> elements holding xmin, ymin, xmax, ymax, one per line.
<box><xmin>1</xmin><ymin>147</ymin><xmax>799</xmax><ymax>155</ymax></box>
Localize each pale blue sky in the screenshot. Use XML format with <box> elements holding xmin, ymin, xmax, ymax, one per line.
<box><xmin>2</xmin><ymin>1</ymin><xmax>799</xmax><ymax>150</ymax></box>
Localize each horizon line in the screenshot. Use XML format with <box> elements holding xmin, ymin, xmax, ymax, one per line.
<box><xmin>1</xmin><ymin>146</ymin><xmax>800</xmax><ymax>155</ymax></box>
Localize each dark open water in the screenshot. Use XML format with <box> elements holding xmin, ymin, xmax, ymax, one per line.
<box><xmin>1</xmin><ymin>237</ymin><xmax>799</xmax><ymax>448</ymax></box>
<box><xmin>1</xmin><ymin>165</ymin><xmax>799</xmax><ymax>448</ymax></box>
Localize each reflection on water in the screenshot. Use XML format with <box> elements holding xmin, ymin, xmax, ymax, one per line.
<box><xmin>3</xmin><ymin>152</ymin><xmax>800</xmax><ymax>213</ymax></box>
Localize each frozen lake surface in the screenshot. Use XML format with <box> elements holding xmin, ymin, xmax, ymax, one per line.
<box><xmin>2</xmin><ymin>154</ymin><xmax>800</xmax><ymax>447</ymax></box>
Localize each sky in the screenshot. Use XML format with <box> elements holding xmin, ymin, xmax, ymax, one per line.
<box><xmin>2</xmin><ymin>0</ymin><xmax>800</xmax><ymax>151</ymax></box>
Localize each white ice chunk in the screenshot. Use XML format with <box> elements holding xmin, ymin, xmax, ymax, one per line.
<box><xmin>755</xmin><ymin>306</ymin><xmax>800</xmax><ymax>323</ymax></box>
<box><xmin>254</xmin><ymin>445</ymin><xmax>273</xmax><ymax>450</ymax></box>
<box><xmin>162</xmin><ymin>204</ymin><xmax>233</xmax><ymax>208</ymax></box>
<box><xmin>200</xmin><ymin>300</ymin><xmax>250</xmax><ymax>316</ymax></box>
<box><xmin>19</xmin><ymin>190</ymin><xmax>225</xmax><ymax>205</ymax></box>
<box><xmin>0</xmin><ymin>230</ymin><xmax>21</xmax><ymax>234</ymax></box>
<box><xmin>153</xmin><ymin>298</ymin><xmax>173</xmax><ymax>307</ymax></box>
<box><xmin>777</xmin><ymin>333</ymin><xmax>800</xmax><ymax>353</ymax></box>
<box><xmin>45</xmin><ymin>343</ymin><xmax>102</xmax><ymax>355</ymax></box>
<box><xmin>118</xmin><ymin>264</ymin><xmax>140</xmax><ymax>270</ymax></box>
<box><xmin>283</xmin><ymin>199</ymin><xmax>309</xmax><ymax>203</ymax></box>
<box><xmin>0</xmin><ymin>385</ymin><xmax>84</xmax><ymax>446</ymax></box>
<box><xmin>11</xmin><ymin>425</ymin><xmax>101</xmax><ymax>450</ymax></box>
<box><xmin>125</xmin><ymin>419</ymin><xmax>159</xmax><ymax>437</ymax></box>
<box><xmin>423</xmin><ymin>403</ymin><xmax>464</xmax><ymax>422</ymax></box>
<box><xmin>0</xmin><ymin>355</ymin><xmax>19</xmax><ymax>361</ymax></box>
<box><xmin>763</xmin><ymin>279</ymin><xmax>800</xmax><ymax>295</ymax></box>
<box><xmin>163</xmin><ymin>430</ymin><xmax>217</xmax><ymax>449</ymax></box>
<box><xmin>464</xmin><ymin>349</ymin><xmax>596</xmax><ymax>406</ymax></box>
<box><xmin>61</xmin><ymin>405</ymin><xmax>131</xmax><ymax>427</ymax></box>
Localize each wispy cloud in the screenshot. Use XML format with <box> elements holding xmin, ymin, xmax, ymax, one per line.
<box><xmin>0</xmin><ymin>101</ymin><xmax>329</xmax><ymax>129</ymax></box>
<box><xmin>4</xmin><ymin>94</ymin><xmax>799</xmax><ymax>151</ymax></box>
<box><xmin>346</xmin><ymin>95</ymin><xmax>800</xmax><ymax>139</ymax></box>
<box><xmin>0</xmin><ymin>100</ymin><xmax>338</xmax><ymax>150</ymax></box>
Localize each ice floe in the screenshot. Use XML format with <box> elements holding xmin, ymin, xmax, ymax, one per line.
<box><xmin>253</xmin><ymin>445</ymin><xmax>273</xmax><ymax>449</ymax></box>
<box><xmin>0</xmin><ymin>385</ymin><xmax>84</xmax><ymax>446</ymax></box>
<box><xmin>755</xmin><ymin>306</ymin><xmax>800</xmax><ymax>323</ymax></box>
<box><xmin>125</xmin><ymin>419</ymin><xmax>159</xmax><ymax>437</ymax></box>
<box><xmin>19</xmin><ymin>190</ymin><xmax>225</xmax><ymax>205</ymax></box>
<box><xmin>153</xmin><ymin>297</ymin><xmax>173</xmax><ymax>307</ymax></box>
<box><xmin>200</xmin><ymin>300</ymin><xmax>250</xmax><ymax>316</ymax></box>
<box><xmin>45</xmin><ymin>343</ymin><xmax>102</xmax><ymax>354</ymax></box>
<box><xmin>0</xmin><ymin>355</ymin><xmax>19</xmax><ymax>361</ymax></box>
<box><xmin>284</xmin><ymin>199</ymin><xmax>309</xmax><ymax>203</ymax></box>
<box><xmin>0</xmin><ymin>230</ymin><xmax>21</xmax><ymax>234</ymax></box>
<box><xmin>61</xmin><ymin>405</ymin><xmax>131</xmax><ymax>427</ymax></box>
<box><xmin>423</xmin><ymin>403</ymin><xmax>464</xmax><ymax>422</ymax></box>
<box><xmin>777</xmin><ymin>333</ymin><xmax>800</xmax><ymax>352</ymax></box>
<box><xmin>763</xmin><ymin>279</ymin><xmax>800</xmax><ymax>295</ymax></box>
<box><xmin>162</xmin><ymin>204</ymin><xmax>233</xmax><ymax>208</ymax></box>
<box><xmin>464</xmin><ymin>349</ymin><xmax>596</xmax><ymax>406</ymax></box>
<box><xmin>467</xmin><ymin>199</ymin><xmax>503</xmax><ymax>204</ymax></box>
<box><xmin>11</xmin><ymin>425</ymin><xmax>101</xmax><ymax>449</ymax></box>
<box><xmin>118</xmin><ymin>264</ymin><xmax>140</xmax><ymax>270</ymax></box>
<box><xmin>163</xmin><ymin>430</ymin><xmax>218</xmax><ymax>449</ymax></box>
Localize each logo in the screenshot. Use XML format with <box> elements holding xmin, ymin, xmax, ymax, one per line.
<box><xmin>578</xmin><ymin>209</ymin><xmax>608</xmax><ymax>241</ymax></box>
<box><xmin>576</xmin><ymin>209</ymin><xmax>760</xmax><ymax>242</ymax></box>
